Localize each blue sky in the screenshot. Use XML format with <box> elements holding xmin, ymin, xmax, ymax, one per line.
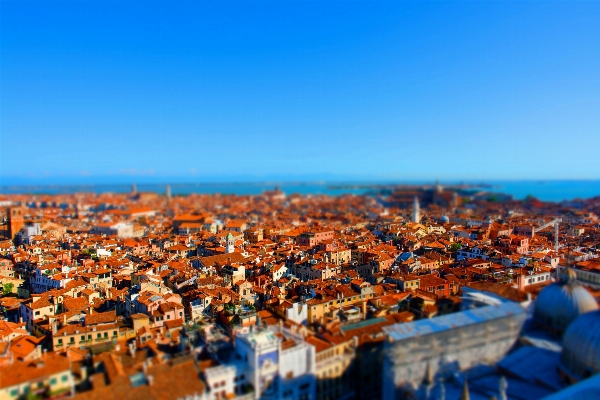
<box><xmin>1</xmin><ymin>1</ymin><xmax>600</xmax><ymax>184</ymax></box>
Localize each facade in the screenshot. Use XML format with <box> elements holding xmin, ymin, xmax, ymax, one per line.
<box><xmin>6</xmin><ymin>206</ymin><xmax>26</xmax><ymax>240</ymax></box>
<box><xmin>93</xmin><ymin>222</ymin><xmax>134</xmax><ymax>238</ymax></box>
<box><xmin>306</xmin><ymin>336</ymin><xmax>355</xmax><ymax>400</ymax></box>
<box><xmin>0</xmin><ymin>353</ymin><xmax>73</xmax><ymax>400</ymax></box>
<box><xmin>382</xmin><ymin>300</ymin><xmax>526</xmax><ymax>399</ymax></box>
<box><xmin>297</xmin><ymin>230</ymin><xmax>334</xmax><ymax>247</ymax></box>
<box><xmin>238</xmin><ymin>327</ymin><xmax>315</xmax><ymax>400</ymax></box>
<box><xmin>204</xmin><ymin>326</ymin><xmax>317</xmax><ymax>400</ymax></box>
<box><xmin>558</xmin><ymin>259</ymin><xmax>600</xmax><ymax>289</ymax></box>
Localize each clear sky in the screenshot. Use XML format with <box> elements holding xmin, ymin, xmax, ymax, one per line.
<box><xmin>1</xmin><ymin>1</ymin><xmax>600</xmax><ymax>184</ymax></box>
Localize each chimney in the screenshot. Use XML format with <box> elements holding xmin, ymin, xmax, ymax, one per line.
<box><xmin>147</xmin><ymin>375</ymin><xmax>154</xmax><ymax>386</ymax></box>
<box><xmin>63</xmin><ymin>313</ymin><xmax>67</xmax><ymax>326</ymax></box>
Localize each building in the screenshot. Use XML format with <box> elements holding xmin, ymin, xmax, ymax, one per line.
<box><xmin>412</xmin><ymin>197</ymin><xmax>420</xmax><ymax>224</ymax></box>
<box><xmin>202</xmin><ymin>324</ymin><xmax>316</xmax><ymax>400</ymax></box>
<box><xmin>559</xmin><ymin>309</ymin><xmax>600</xmax><ymax>383</ymax></box>
<box><xmin>93</xmin><ymin>222</ymin><xmax>134</xmax><ymax>238</ymax></box>
<box><xmin>306</xmin><ymin>335</ymin><xmax>355</xmax><ymax>400</ymax></box>
<box><xmin>533</xmin><ymin>269</ymin><xmax>597</xmax><ymax>336</ymax></box>
<box><xmin>0</xmin><ymin>352</ymin><xmax>73</xmax><ymax>399</ymax></box>
<box><xmin>6</xmin><ymin>206</ymin><xmax>26</xmax><ymax>240</ymax></box>
<box><xmin>234</xmin><ymin>325</ymin><xmax>316</xmax><ymax>400</ymax></box>
<box><xmin>297</xmin><ymin>230</ymin><xmax>335</xmax><ymax>247</ymax></box>
<box><xmin>383</xmin><ymin>300</ymin><xmax>526</xmax><ymax>398</ymax></box>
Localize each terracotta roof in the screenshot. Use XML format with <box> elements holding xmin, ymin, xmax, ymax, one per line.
<box><xmin>0</xmin><ymin>352</ymin><xmax>71</xmax><ymax>388</ymax></box>
<box><xmin>84</xmin><ymin>310</ymin><xmax>117</xmax><ymax>326</ymax></box>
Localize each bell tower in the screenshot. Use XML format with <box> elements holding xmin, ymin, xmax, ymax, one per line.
<box><xmin>412</xmin><ymin>196</ymin><xmax>421</xmax><ymax>224</ymax></box>
<box><xmin>226</xmin><ymin>233</ymin><xmax>235</xmax><ymax>254</ymax></box>
<box><xmin>7</xmin><ymin>206</ymin><xmax>26</xmax><ymax>239</ymax></box>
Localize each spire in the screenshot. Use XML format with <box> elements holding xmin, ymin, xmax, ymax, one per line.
<box><xmin>419</xmin><ymin>363</ymin><xmax>434</xmax><ymax>400</ymax></box>
<box><xmin>498</xmin><ymin>376</ymin><xmax>508</xmax><ymax>400</ymax></box>
<box><xmin>412</xmin><ymin>196</ymin><xmax>421</xmax><ymax>223</ymax></box>
<box><xmin>438</xmin><ymin>380</ymin><xmax>445</xmax><ymax>400</ymax></box>
<box><xmin>561</xmin><ymin>250</ymin><xmax>578</xmax><ymax>284</ymax></box>
<box><xmin>422</xmin><ymin>362</ymin><xmax>434</xmax><ymax>385</ymax></box>
<box><xmin>131</xmin><ymin>183</ymin><xmax>137</xmax><ymax>196</ymax></box>
<box><xmin>460</xmin><ymin>379</ymin><xmax>470</xmax><ymax>400</ymax></box>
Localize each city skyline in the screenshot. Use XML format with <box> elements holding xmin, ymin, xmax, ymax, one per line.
<box><xmin>2</xmin><ymin>1</ymin><xmax>600</xmax><ymax>182</ymax></box>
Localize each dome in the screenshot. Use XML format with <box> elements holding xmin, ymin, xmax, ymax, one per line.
<box><xmin>533</xmin><ymin>269</ymin><xmax>597</xmax><ymax>334</ymax></box>
<box><xmin>560</xmin><ymin>310</ymin><xmax>600</xmax><ymax>381</ymax></box>
<box><xmin>439</xmin><ymin>215</ymin><xmax>450</xmax><ymax>223</ymax></box>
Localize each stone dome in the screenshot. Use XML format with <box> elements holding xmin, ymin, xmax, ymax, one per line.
<box><xmin>560</xmin><ymin>310</ymin><xmax>600</xmax><ymax>381</ymax></box>
<box><xmin>533</xmin><ymin>269</ymin><xmax>597</xmax><ymax>335</ymax></box>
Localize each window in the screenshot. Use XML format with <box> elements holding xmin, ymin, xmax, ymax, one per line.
<box><xmin>58</xmin><ymin>339</ymin><xmax>63</xmax><ymax>345</ymax></box>
<box><xmin>61</xmin><ymin>375</ymin><xmax>69</xmax><ymax>382</ymax></box>
<box><xmin>10</xmin><ymin>389</ymin><xmax>19</xmax><ymax>396</ymax></box>
<box><xmin>70</xmin><ymin>337</ymin><xmax>75</xmax><ymax>343</ymax></box>
<box><xmin>35</xmin><ymin>311</ymin><xmax>40</xmax><ymax>316</ymax></box>
<box><xmin>167</xmin><ymin>315</ymin><xmax>170</xmax><ymax>320</ymax></box>
<box><xmin>97</xmin><ymin>333</ymin><xmax>101</xmax><ymax>338</ymax></box>
<box><xmin>50</xmin><ymin>378</ymin><xmax>57</xmax><ymax>385</ymax></box>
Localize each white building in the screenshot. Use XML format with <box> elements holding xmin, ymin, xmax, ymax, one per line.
<box><xmin>31</xmin><ymin>267</ymin><xmax>71</xmax><ymax>293</ymax></box>
<box><xmin>202</xmin><ymin>325</ymin><xmax>316</xmax><ymax>400</ymax></box>
<box><xmin>93</xmin><ymin>222</ymin><xmax>134</xmax><ymax>238</ymax></box>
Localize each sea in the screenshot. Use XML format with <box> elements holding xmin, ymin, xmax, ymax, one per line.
<box><xmin>1</xmin><ymin>180</ymin><xmax>600</xmax><ymax>203</ymax></box>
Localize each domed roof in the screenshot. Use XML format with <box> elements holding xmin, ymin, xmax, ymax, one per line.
<box><xmin>561</xmin><ymin>310</ymin><xmax>600</xmax><ymax>380</ymax></box>
<box><xmin>439</xmin><ymin>215</ymin><xmax>450</xmax><ymax>223</ymax></box>
<box><xmin>533</xmin><ymin>269</ymin><xmax>597</xmax><ymax>334</ymax></box>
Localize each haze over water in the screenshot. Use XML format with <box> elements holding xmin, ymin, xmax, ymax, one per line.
<box><xmin>1</xmin><ymin>180</ymin><xmax>599</xmax><ymax>202</ymax></box>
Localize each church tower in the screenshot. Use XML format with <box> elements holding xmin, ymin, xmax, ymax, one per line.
<box><xmin>226</xmin><ymin>233</ymin><xmax>235</xmax><ymax>254</ymax></box>
<box><xmin>412</xmin><ymin>196</ymin><xmax>421</xmax><ymax>224</ymax></box>
<box><xmin>6</xmin><ymin>206</ymin><xmax>25</xmax><ymax>240</ymax></box>
<box><xmin>165</xmin><ymin>185</ymin><xmax>171</xmax><ymax>205</ymax></box>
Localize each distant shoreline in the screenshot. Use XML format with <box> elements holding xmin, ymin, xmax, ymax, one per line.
<box><xmin>1</xmin><ymin>180</ymin><xmax>599</xmax><ymax>203</ymax></box>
